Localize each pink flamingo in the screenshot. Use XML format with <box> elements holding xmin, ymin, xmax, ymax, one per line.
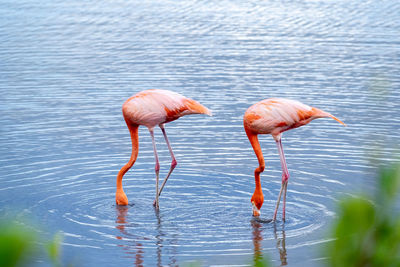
<box><xmin>116</xmin><ymin>89</ymin><xmax>212</xmax><ymax>208</ymax></box>
<box><xmin>243</xmin><ymin>98</ymin><xmax>346</xmax><ymax>221</ymax></box>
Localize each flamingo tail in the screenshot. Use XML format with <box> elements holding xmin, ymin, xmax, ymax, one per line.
<box><xmin>184</xmin><ymin>99</ymin><xmax>212</xmax><ymax>116</ymax></box>
<box><xmin>328</xmin><ymin>114</ymin><xmax>346</xmax><ymax>126</ymax></box>
<box><xmin>312</xmin><ymin>108</ymin><xmax>346</xmax><ymax>126</ymax></box>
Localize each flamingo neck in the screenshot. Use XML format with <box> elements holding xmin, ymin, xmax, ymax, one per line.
<box><xmin>117</xmin><ymin>123</ymin><xmax>139</xmax><ymax>190</ymax></box>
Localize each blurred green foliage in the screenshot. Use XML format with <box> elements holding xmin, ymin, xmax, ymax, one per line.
<box><xmin>252</xmin><ymin>254</ymin><xmax>271</xmax><ymax>267</ymax></box>
<box><xmin>325</xmin><ymin>164</ymin><xmax>400</xmax><ymax>267</ymax></box>
<box><xmin>0</xmin><ymin>221</ymin><xmax>36</xmax><ymax>267</ymax></box>
<box><xmin>0</xmin><ymin>218</ymin><xmax>64</xmax><ymax>267</ymax></box>
<box><xmin>46</xmin><ymin>232</ymin><xmax>64</xmax><ymax>267</ymax></box>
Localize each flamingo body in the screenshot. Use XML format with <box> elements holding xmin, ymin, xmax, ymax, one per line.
<box><xmin>244</xmin><ymin>98</ymin><xmax>343</xmax><ymax>139</ymax></box>
<box><xmin>116</xmin><ymin>89</ymin><xmax>211</xmax><ymax>207</ymax></box>
<box><xmin>243</xmin><ymin>98</ymin><xmax>345</xmax><ymax>220</ymax></box>
<box><xmin>123</xmin><ymin>89</ymin><xmax>211</xmax><ymax>129</ymax></box>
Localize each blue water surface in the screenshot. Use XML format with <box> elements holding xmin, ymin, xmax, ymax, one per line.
<box><xmin>1</xmin><ymin>0</ymin><xmax>399</xmax><ymax>266</ymax></box>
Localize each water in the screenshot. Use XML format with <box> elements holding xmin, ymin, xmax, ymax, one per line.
<box><xmin>1</xmin><ymin>0</ymin><xmax>399</xmax><ymax>266</ymax></box>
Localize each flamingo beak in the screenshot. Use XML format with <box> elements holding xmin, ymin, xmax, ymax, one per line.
<box><xmin>252</xmin><ymin>202</ymin><xmax>261</xmax><ymax>217</ymax></box>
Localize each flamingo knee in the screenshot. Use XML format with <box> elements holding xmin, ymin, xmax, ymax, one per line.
<box><xmin>282</xmin><ymin>172</ymin><xmax>290</xmax><ymax>184</ymax></box>
<box><xmin>171</xmin><ymin>159</ymin><xmax>177</xmax><ymax>169</ymax></box>
<box><xmin>155</xmin><ymin>162</ymin><xmax>160</xmax><ymax>173</ymax></box>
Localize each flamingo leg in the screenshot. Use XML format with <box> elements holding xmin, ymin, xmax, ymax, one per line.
<box><xmin>273</xmin><ymin>138</ymin><xmax>290</xmax><ymax>221</ymax></box>
<box><xmin>157</xmin><ymin>125</ymin><xmax>177</xmax><ymax>198</ymax></box>
<box><xmin>273</xmin><ymin>183</ymin><xmax>284</xmax><ymax>221</ymax></box>
<box><xmin>273</xmin><ymin>182</ymin><xmax>288</xmax><ymax>221</ymax></box>
<box><xmin>149</xmin><ymin>129</ymin><xmax>160</xmax><ymax>209</ymax></box>
<box><xmin>282</xmin><ymin>181</ymin><xmax>288</xmax><ymax>221</ymax></box>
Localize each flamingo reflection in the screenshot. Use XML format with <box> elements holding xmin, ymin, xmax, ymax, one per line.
<box><xmin>115</xmin><ymin>205</ymin><xmax>144</xmax><ymax>267</ymax></box>
<box><xmin>274</xmin><ymin>224</ymin><xmax>287</xmax><ymax>266</ymax></box>
<box><xmin>251</xmin><ymin>219</ymin><xmax>264</xmax><ymax>263</ymax></box>
<box><xmin>115</xmin><ymin>206</ymin><xmax>177</xmax><ymax>266</ymax></box>
<box><xmin>251</xmin><ymin>219</ymin><xmax>287</xmax><ymax>266</ymax></box>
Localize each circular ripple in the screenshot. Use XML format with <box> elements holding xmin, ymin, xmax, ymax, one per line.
<box><xmin>23</xmin><ymin>161</ymin><xmax>335</xmax><ymax>265</ymax></box>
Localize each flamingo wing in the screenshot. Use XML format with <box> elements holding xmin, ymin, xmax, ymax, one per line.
<box><xmin>244</xmin><ymin>98</ymin><xmax>345</xmax><ymax>138</ymax></box>
<box><xmin>244</xmin><ymin>98</ymin><xmax>316</xmax><ymax>135</ymax></box>
<box><xmin>122</xmin><ymin>89</ymin><xmax>211</xmax><ymax>129</ymax></box>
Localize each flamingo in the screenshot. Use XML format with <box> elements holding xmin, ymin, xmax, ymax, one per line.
<box><xmin>243</xmin><ymin>98</ymin><xmax>346</xmax><ymax>221</ymax></box>
<box><xmin>116</xmin><ymin>89</ymin><xmax>212</xmax><ymax>208</ymax></box>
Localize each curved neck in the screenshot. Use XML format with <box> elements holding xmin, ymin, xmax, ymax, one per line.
<box><xmin>245</xmin><ymin>128</ymin><xmax>265</xmax><ymax>189</ymax></box>
<box><xmin>117</xmin><ymin>123</ymin><xmax>139</xmax><ymax>190</ymax></box>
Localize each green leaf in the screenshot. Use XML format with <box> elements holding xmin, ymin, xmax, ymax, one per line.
<box><xmin>46</xmin><ymin>232</ymin><xmax>63</xmax><ymax>266</ymax></box>
<box><xmin>379</xmin><ymin>164</ymin><xmax>400</xmax><ymax>203</ymax></box>
<box><xmin>0</xmin><ymin>222</ymin><xmax>36</xmax><ymax>267</ymax></box>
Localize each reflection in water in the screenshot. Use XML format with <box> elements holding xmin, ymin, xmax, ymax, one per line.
<box><xmin>115</xmin><ymin>206</ymin><xmax>177</xmax><ymax>267</ymax></box>
<box><xmin>115</xmin><ymin>206</ymin><xmax>144</xmax><ymax>267</ymax></box>
<box><xmin>154</xmin><ymin>208</ymin><xmax>178</xmax><ymax>267</ymax></box>
<box><xmin>251</xmin><ymin>219</ymin><xmax>287</xmax><ymax>266</ymax></box>
<box><xmin>251</xmin><ymin>219</ymin><xmax>264</xmax><ymax>263</ymax></box>
<box><xmin>155</xmin><ymin>209</ymin><xmax>163</xmax><ymax>267</ymax></box>
<box><xmin>115</xmin><ymin>205</ymin><xmax>129</xmax><ymax>236</ymax></box>
<box><xmin>274</xmin><ymin>224</ymin><xmax>287</xmax><ymax>266</ymax></box>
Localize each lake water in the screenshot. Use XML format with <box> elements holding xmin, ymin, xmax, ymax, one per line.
<box><xmin>1</xmin><ymin>0</ymin><xmax>399</xmax><ymax>266</ymax></box>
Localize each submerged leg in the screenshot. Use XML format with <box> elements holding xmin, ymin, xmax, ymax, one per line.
<box><xmin>157</xmin><ymin>125</ymin><xmax>177</xmax><ymax>197</ymax></box>
<box><xmin>150</xmin><ymin>129</ymin><xmax>160</xmax><ymax>209</ymax></box>
<box><xmin>273</xmin><ymin>137</ymin><xmax>290</xmax><ymax>221</ymax></box>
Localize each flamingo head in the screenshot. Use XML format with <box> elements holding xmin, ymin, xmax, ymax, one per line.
<box><xmin>252</xmin><ymin>201</ymin><xmax>261</xmax><ymax>216</ymax></box>
<box><xmin>251</xmin><ymin>193</ymin><xmax>264</xmax><ymax>217</ymax></box>
<box><xmin>116</xmin><ymin>189</ymin><xmax>129</xmax><ymax>206</ymax></box>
